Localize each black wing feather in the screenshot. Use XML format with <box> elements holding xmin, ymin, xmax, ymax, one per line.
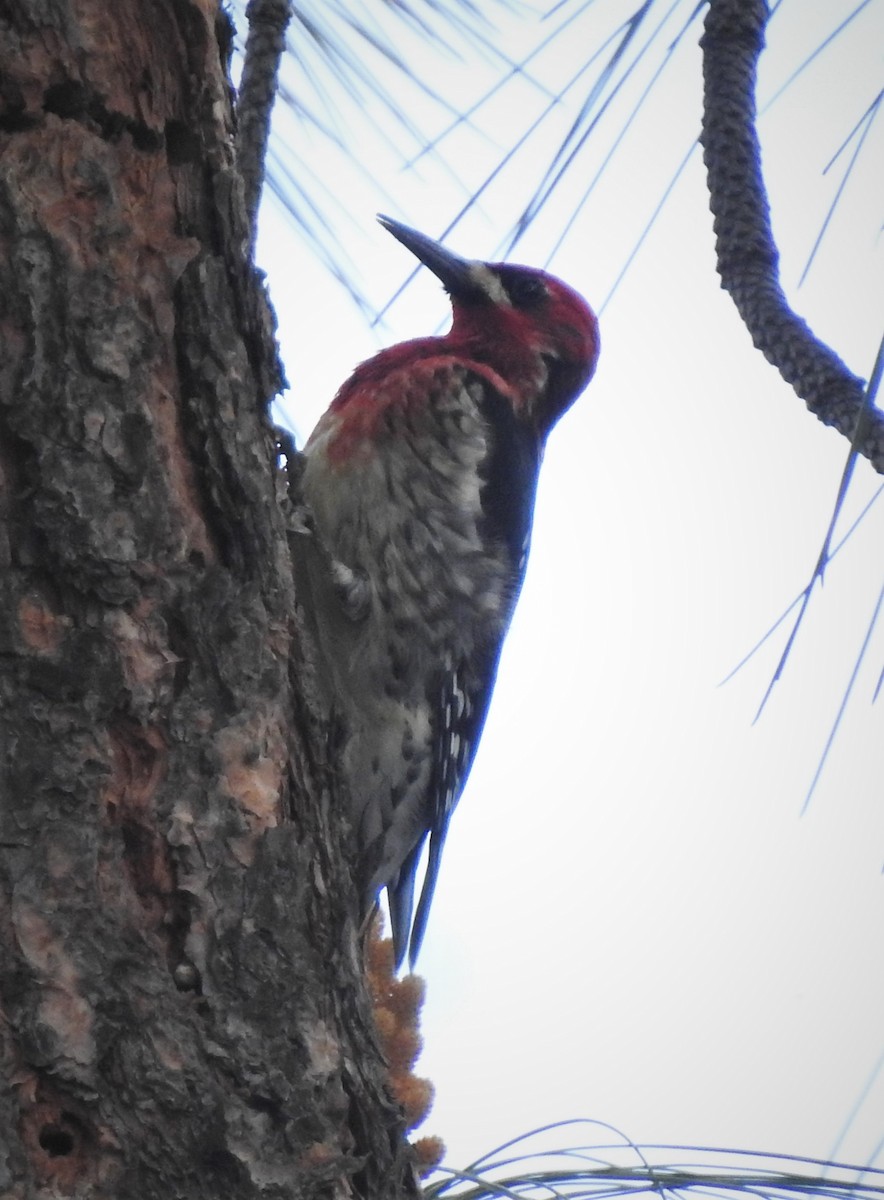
<box><xmin>406</xmin><ymin>380</ymin><xmax>542</xmax><ymax>965</ymax></box>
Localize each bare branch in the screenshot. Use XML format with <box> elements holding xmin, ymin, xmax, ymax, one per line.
<box><xmin>236</xmin><ymin>0</ymin><xmax>292</xmax><ymax>244</ymax></box>
<box><xmin>700</xmin><ymin>0</ymin><xmax>884</xmax><ymax>474</ymax></box>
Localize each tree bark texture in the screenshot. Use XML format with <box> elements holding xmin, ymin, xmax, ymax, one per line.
<box><xmin>700</xmin><ymin>0</ymin><xmax>884</xmax><ymax>473</ymax></box>
<box><xmin>0</xmin><ymin>1</ymin><xmax>420</xmax><ymax>1196</ymax></box>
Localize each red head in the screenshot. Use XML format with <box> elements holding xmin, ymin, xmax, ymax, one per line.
<box><xmin>377</xmin><ymin>215</ymin><xmax>600</xmax><ymax>438</ymax></box>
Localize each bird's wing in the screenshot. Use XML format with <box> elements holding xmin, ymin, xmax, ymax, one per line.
<box><xmin>401</xmin><ymin>368</ymin><xmax>543</xmax><ymax>965</ymax></box>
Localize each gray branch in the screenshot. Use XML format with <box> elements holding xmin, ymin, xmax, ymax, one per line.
<box><xmin>236</xmin><ymin>0</ymin><xmax>292</xmax><ymax>246</ymax></box>
<box><xmin>700</xmin><ymin>0</ymin><xmax>884</xmax><ymax>473</ymax></box>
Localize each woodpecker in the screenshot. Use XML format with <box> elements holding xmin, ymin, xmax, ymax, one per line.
<box><xmin>296</xmin><ymin>216</ymin><xmax>599</xmax><ymax>967</ymax></box>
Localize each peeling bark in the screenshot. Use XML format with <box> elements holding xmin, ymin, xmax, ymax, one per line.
<box><xmin>0</xmin><ymin>2</ymin><xmax>419</xmax><ymax>1195</ymax></box>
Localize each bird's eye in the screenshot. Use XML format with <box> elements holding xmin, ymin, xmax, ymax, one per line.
<box><xmin>504</xmin><ymin>273</ymin><xmax>548</xmax><ymax>309</ymax></box>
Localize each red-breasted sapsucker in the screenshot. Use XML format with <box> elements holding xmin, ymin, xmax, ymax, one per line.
<box><xmin>297</xmin><ymin>216</ymin><xmax>599</xmax><ymax>967</ymax></box>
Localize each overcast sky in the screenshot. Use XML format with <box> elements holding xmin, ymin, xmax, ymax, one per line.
<box><xmin>254</xmin><ymin>0</ymin><xmax>884</xmax><ymax>1176</ymax></box>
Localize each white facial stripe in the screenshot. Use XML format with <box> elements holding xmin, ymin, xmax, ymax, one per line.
<box><xmin>468</xmin><ymin>263</ymin><xmax>511</xmax><ymax>305</ymax></box>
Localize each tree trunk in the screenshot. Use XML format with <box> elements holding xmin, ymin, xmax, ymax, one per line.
<box><xmin>0</xmin><ymin>1</ymin><xmax>419</xmax><ymax>1195</ymax></box>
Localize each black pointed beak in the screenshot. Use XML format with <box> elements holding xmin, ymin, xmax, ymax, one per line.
<box><xmin>377</xmin><ymin>215</ymin><xmax>476</xmax><ymax>297</ymax></box>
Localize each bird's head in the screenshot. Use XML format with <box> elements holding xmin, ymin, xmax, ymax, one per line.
<box><xmin>378</xmin><ymin>215</ymin><xmax>600</xmax><ymax>436</ymax></box>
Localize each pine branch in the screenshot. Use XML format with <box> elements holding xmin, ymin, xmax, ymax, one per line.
<box><xmin>700</xmin><ymin>0</ymin><xmax>884</xmax><ymax>474</ymax></box>
<box><xmin>236</xmin><ymin>0</ymin><xmax>292</xmax><ymax>245</ymax></box>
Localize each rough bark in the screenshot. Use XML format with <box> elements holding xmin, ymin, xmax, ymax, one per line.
<box><xmin>700</xmin><ymin>0</ymin><xmax>884</xmax><ymax>473</ymax></box>
<box><xmin>0</xmin><ymin>1</ymin><xmax>419</xmax><ymax>1195</ymax></box>
<box><xmin>236</xmin><ymin>0</ymin><xmax>292</xmax><ymax>245</ymax></box>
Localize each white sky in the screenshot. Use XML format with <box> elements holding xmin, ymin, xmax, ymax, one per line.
<box><xmin>254</xmin><ymin>0</ymin><xmax>884</xmax><ymax>1176</ymax></box>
